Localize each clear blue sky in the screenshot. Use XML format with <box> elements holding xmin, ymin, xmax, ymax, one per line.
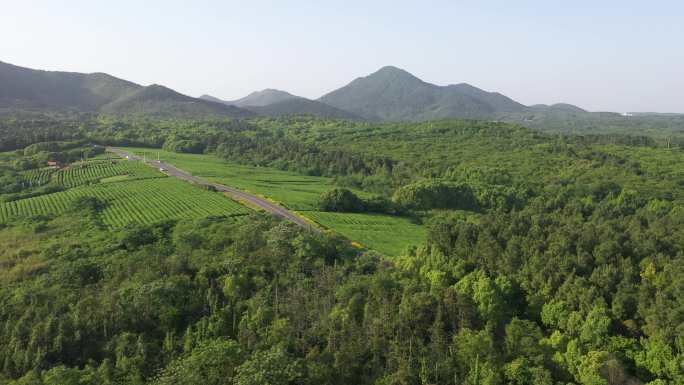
<box><xmin>2</xmin><ymin>0</ymin><xmax>682</xmax><ymax>112</ymax></box>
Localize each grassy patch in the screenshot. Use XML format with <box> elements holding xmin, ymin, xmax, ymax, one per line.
<box><xmin>304</xmin><ymin>211</ymin><xmax>427</xmax><ymax>256</ymax></box>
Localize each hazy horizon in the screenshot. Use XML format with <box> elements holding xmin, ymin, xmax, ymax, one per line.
<box><xmin>2</xmin><ymin>0</ymin><xmax>683</xmax><ymax>113</ymax></box>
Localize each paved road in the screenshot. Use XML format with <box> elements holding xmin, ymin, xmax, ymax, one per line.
<box><xmin>106</xmin><ymin>147</ymin><xmax>316</xmax><ymax>229</ymax></box>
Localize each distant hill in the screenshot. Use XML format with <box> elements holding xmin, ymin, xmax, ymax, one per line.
<box><xmin>197</xmin><ymin>94</ymin><xmax>226</xmax><ymax>104</ymax></box>
<box><xmin>0</xmin><ymin>61</ymin><xmax>254</xmax><ymax>118</ymax></box>
<box><xmin>246</xmin><ymin>98</ymin><xmax>361</xmax><ymax>119</ymax></box>
<box><xmin>318</xmin><ymin>66</ymin><xmax>528</xmax><ymax>121</ymax></box>
<box><xmin>498</xmin><ymin>106</ymin><xmax>684</xmax><ymax>137</ymax></box>
<box><xmin>202</xmin><ymin>89</ymin><xmax>299</xmax><ymax>107</ymax></box>
<box><xmin>100</xmin><ymin>85</ymin><xmax>255</xmax><ymax>118</ymax></box>
<box><xmin>202</xmin><ymin>91</ymin><xmax>360</xmax><ymax>119</ymax></box>
<box><xmin>530</xmin><ymin>103</ymin><xmax>587</xmax><ymax>114</ymax></box>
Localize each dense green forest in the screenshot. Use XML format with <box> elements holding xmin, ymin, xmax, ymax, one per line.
<box><xmin>1</xmin><ymin>115</ymin><xmax>683</xmax><ymax>384</ymax></box>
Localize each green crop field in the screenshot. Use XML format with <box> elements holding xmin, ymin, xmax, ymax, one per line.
<box><xmin>15</xmin><ymin>160</ymin><xmax>163</xmax><ymax>189</ymax></box>
<box><xmin>121</xmin><ymin>147</ymin><xmax>425</xmax><ymax>255</ymax></box>
<box><xmin>0</xmin><ymin>178</ymin><xmax>250</xmax><ymax>227</ymax></box>
<box><xmin>125</xmin><ymin>148</ymin><xmax>347</xmax><ymax>210</ymax></box>
<box><xmin>52</xmin><ymin>160</ymin><xmax>162</xmax><ymax>188</ymax></box>
<box><xmin>100</xmin><ymin>175</ymin><xmax>133</xmax><ymax>183</ymax></box>
<box><xmin>19</xmin><ymin>168</ymin><xmax>54</xmax><ymax>186</ymax></box>
<box><xmin>304</xmin><ymin>211</ymin><xmax>427</xmax><ymax>256</ymax></box>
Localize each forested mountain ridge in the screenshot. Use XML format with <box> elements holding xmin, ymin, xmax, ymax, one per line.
<box><xmin>3</xmin><ymin>59</ymin><xmax>683</xmax><ymax>137</ymax></box>
<box><xmin>316</xmin><ymin>66</ymin><xmax>684</xmax><ymax>136</ymax></box>
<box><xmin>318</xmin><ymin>65</ymin><xmax>529</xmax><ymax>121</ymax></box>
<box><xmin>0</xmin><ymin>61</ymin><xmax>255</xmax><ymax>118</ymax></box>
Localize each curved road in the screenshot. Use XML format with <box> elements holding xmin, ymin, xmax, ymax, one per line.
<box><xmin>107</xmin><ymin>147</ymin><xmax>316</xmax><ymax>230</ymax></box>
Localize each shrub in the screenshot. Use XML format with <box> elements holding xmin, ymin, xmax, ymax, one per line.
<box><xmin>318</xmin><ymin>188</ymin><xmax>364</xmax><ymax>212</ymax></box>
<box><xmin>163</xmin><ymin>139</ymin><xmax>205</xmax><ymax>154</ymax></box>
<box><xmin>392</xmin><ymin>180</ymin><xmax>477</xmax><ymax>211</ymax></box>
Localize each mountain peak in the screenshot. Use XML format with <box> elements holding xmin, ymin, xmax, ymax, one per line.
<box><xmin>260</xmin><ymin>88</ymin><xmax>290</xmax><ymax>93</ymax></box>
<box><xmin>199</xmin><ymin>89</ymin><xmax>301</xmax><ymax>108</ymax></box>
<box><xmin>244</xmin><ymin>88</ymin><xmax>295</xmax><ymax>99</ymax></box>
<box><xmin>375</xmin><ymin>65</ymin><xmax>408</xmax><ymax>73</ymax></box>
<box><xmin>367</xmin><ymin>65</ymin><xmax>422</xmax><ymax>82</ymax></box>
<box><xmin>226</xmin><ymin>89</ymin><xmax>300</xmax><ymax>107</ymax></box>
<box><xmin>319</xmin><ymin>66</ymin><xmax>526</xmax><ymax>121</ymax></box>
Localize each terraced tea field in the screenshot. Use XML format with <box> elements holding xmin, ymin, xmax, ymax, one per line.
<box><xmin>19</xmin><ymin>168</ymin><xmax>54</xmax><ymax>186</ymax></box>
<box><xmin>0</xmin><ymin>178</ymin><xmax>250</xmax><ymax>227</ymax></box>
<box><xmin>17</xmin><ymin>160</ymin><xmax>162</xmax><ymax>188</ymax></box>
<box><xmin>52</xmin><ymin>160</ymin><xmax>162</xmax><ymax>188</ymax></box>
